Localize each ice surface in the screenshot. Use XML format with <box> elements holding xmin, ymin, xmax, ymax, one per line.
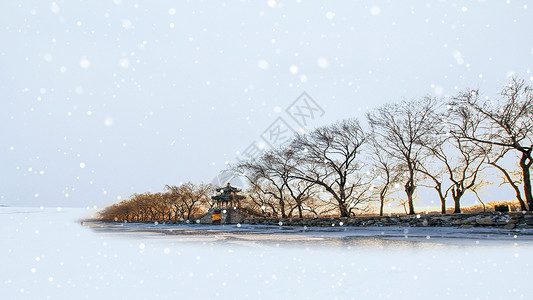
<box><xmin>2</xmin><ymin>207</ymin><xmax>532</xmax><ymax>299</ymax></box>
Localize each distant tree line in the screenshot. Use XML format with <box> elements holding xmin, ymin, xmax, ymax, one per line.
<box><xmin>234</xmin><ymin>77</ymin><xmax>533</xmax><ymax>217</ymax></box>
<box><xmin>99</xmin><ymin>77</ymin><xmax>533</xmax><ymax>222</ymax></box>
<box><xmin>98</xmin><ymin>183</ymin><xmax>215</xmax><ymax>222</ymax></box>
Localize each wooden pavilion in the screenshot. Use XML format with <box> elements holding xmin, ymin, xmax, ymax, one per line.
<box><xmin>211</xmin><ymin>183</ymin><xmax>245</xmax><ymax>208</ymax></box>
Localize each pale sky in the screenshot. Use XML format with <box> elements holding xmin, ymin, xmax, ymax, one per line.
<box><xmin>1</xmin><ymin>0</ymin><xmax>532</xmax><ymax>208</ymax></box>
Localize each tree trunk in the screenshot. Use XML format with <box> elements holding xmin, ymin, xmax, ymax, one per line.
<box><xmin>379</xmin><ymin>195</ymin><xmax>384</xmax><ymax>217</ymax></box>
<box><xmin>492</xmin><ymin>162</ymin><xmax>527</xmax><ymax>211</ymax></box>
<box><xmin>520</xmin><ymin>153</ymin><xmax>533</xmax><ymax>211</ymax></box>
<box><xmin>297</xmin><ymin>203</ymin><xmax>303</xmax><ymax>218</ymax></box>
<box><xmin>338</xmin><ymin>187</ymin><xmax>350</xmax><ymax>217</ymax></box>
<box><xmin>339</xmin><ymin>202</ymin><xmax>349</xmax><ymax>217</ymax></box>
<box><xmin>279</xmin><ymin>199</ymin><xmax>286</xmax><ymax>218</ymax></box>
<box><xmin>453</xmin><ymin>196</ymin><xmax>461</xmax><ymax>214</ymax></box>
<box><xmin>452</xmin><ymin>188</ymin><xmax>464</xmax><ymax>214</ymax></box>
<box><xmin>432</xmin><ymin>183</ymin><xmax>446</xmax><ymax>214</ymax></box>
<box><xmin>379</xmin><ymin>185</ymin><xmax>387</xmax><ymax>217</ymax></box>
<box><xmin>268</xmin><ymin>204</ymin><xmax>278</xmax><ymax>218</ymax></box>
<box><xmin>473</xmin><ymin>190</ymin><xmax>486</xmax><ymax>212</ymax></box>
<box><xmin>405</xmin><ymin>182</ymin><xmax>416</xmax><ymax>215</ymax></box>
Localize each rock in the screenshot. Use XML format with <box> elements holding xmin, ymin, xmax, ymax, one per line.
<box><xmin>517</xmin><ymin>224</ymin><xmax>533</xmax><ymax>229</ymax></box>
<box><xmin>504</xmin><ymin>223</ymin><xmax>516</xmax><ymax>229</ymax></box>
<box><xmin>525</xmin><ymin>219</ymin><xmax>533</xmax><ymax>225</ymax></box>
<box><xmin>476</xmin><ymin>217</ymin><xmax>495</xmax><ymax>225</ymax></box>
<box><xmin>459</xmin><ymin>225</ymin><xmax>474</xmax><ymax>229</ymax></box>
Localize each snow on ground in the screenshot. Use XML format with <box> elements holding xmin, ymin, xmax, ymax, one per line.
<box><xmin>1</xmin><ymin>207</ymin><xmax>532</xmax><ymax>299</ymax></box>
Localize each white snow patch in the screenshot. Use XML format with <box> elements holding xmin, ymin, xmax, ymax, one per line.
<box><xmin>317</xmin><ymin>57</ymin><xmax>329</xmax><ymax>68</ymax></box>
<box><xmin>104</xmin><ymin>117</ymin><xmax>114</xmax><ymax>127</ymax></box>
<box><xmin>79</xmin><ymin>57</ymin><xmax>91</xmax><ymax>69</ymax></box>
<box><xmin>122</xmin><ymin>19</ymin><xmax>134</xmax><ymax>30</ymax></box>
<box><xmin>267</xmin><ymin>0</ymin><xmax>277</xmax><ymax>8</ymax></box>
<box><xmin>257</xmin><ymin>59</ymin><xmax>269</xmax><ymax>70</ymax></box>
<box><xmin>289</xmin><ymin>65</ymin><xmax>298</xmax><ymax>74</ymax></box>
<box><xmin>75</xmin><ymin>86</ymin><xmax>84</xmax><ymax>95</ymax></box>
<box><xmin>43</xmin><ymin>53</ymin><xmax>53</xmax><ymax>62</ymax></box>
<box><xmin>119</xmin><ymin>58</ymin><xmax>130</xmax><ymax>68</ymax></box>
<box><xmin>370</xmin><ymin>5</ymin><xmax>381</xmax><ymax>16</ymax></box>
<box><xmin>325</xmin><ymin>12</ymin><xmax>336</xmax><ymax>19</ymax></box>
<box><xmin>50</xmin><ymin>2</ymin><xmax>60</xmax><ymax>14</ymax></box>
<box><xmin>452</xmin><ymin>51</ymin><xmax>464</xmax><ymax>65</ymax></box>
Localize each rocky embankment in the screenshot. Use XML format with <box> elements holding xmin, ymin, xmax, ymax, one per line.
<box><xmin>244</xmin><ymin>212</ymin><xmax>533</xmax><ymax>229</ymax></box>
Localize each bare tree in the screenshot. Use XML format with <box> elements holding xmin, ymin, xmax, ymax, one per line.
<box><xmin>300</xmin><ymin>193</ymin><xmax>331</xmax><ymax>218</ymax></box>
<box><xmin>485</xmin><ymin>146</ymin><xmax>527</xmax><ymax>210</ymax></box>
<box><xmin>398</xmin><ymin>198</ymin><xmax>409</xmax><ymax>215</ymax></box>
<box><xmin>285</xmin><ymin>179</ymin><xmax>319</xmax><ymax>218</ymax></box>
<box><xmin>291</xmin><ymin>119</ymin><xmax>372</xmax><ymax>217</ymax></box>
<box><xmin>367</xmin><ymin>97</ymin><xmax>438</xmax><ymax>215</ymax></box>
<box><xmin>233</xmin><ymin>152</ymin><xmax>291</xmax><ymax>218</ymax></box>
<box><xmin>165</xmin><ymin>185</ymin><xmax>186</xmax><ymax>220</ymax></box>
<box><xmin>99</xmin><ymin>183</ymin><xmax>214</xmax><ymax>222</ymax></box>
<box><xmin>451</xmin><ymin>78</ymin><xmax>533</xmax><ymax>211</ymax></box>
<box><xmin>244</xmin><ymin>185</ymin><xmax>279</xmax><ymax>218</ymax></box>
<box><xmin>471</xmin><ymin>178</ymin><xmax>493</xmax><ymax>213</ymax></box>
<box><xmin>233</xmin><ymin>147</ymin><xmax>317</xmax><ymax>218</ymax></box>
<box><xmin>418</xmin><ymin>108</ymin><xmax>487</xmax><ymax>214</ymax></box>
<box><xmin>369</xmin><ymin>138</ymin><xmax>403</xmax><ymax>216</ymax></box>
<box><xmin>164</xmin><ymin>183</ymin><xmax>213</xmax><ymax>220</ymax></box>
<box><xmin>98</xmin><ymin>202</ymin><xmax>131</xmax><ymax>222</ymax></box>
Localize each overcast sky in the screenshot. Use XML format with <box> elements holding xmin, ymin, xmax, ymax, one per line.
<box><xmin>1</xmin><ymin>0</ymin><xmax>532</xmax><ymax>208</ymax></box>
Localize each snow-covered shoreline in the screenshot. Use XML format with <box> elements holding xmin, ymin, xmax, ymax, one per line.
<box><xmin>3</xmin><ymin>207</ymin><xmax>533</xmax><ymax>299</ymax></box>
<box><xmin>84</xmin><ymin>219</ymin><xmax>533</xmax><ymax>247</ymax></box>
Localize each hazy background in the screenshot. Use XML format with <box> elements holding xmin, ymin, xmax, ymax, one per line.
<box><xmin>1</xmin><ymin>0</ymin><xmax>532</xmax><ymax>209</ymax></box>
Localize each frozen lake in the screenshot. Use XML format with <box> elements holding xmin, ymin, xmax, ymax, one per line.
<box><xmin>2</xmin><ymin>207</ymin><xmax>532</xmax><ymax>299</ymax></box>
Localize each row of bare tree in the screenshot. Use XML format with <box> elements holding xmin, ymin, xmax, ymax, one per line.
<box><xmin>98</xmin><ymin>183</ymin><xmax>215</xmax><ymax>222</ymax></box>
<box><xmin>233</xmin><ymin>77</ymin><xmax>533</xmax><ymax>217</ymax></box>
<box><xmin>98</xmin><ymin>78</ymin><xmax>533</xmax><ymax>221</ymax></box>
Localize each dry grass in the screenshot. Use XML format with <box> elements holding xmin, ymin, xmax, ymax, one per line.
<box><xmin>358</xmin><ymin>201</ymin><xmax>525</xmax><ymax>217</ymax></box>
<box><xmin>453</xmin><ymin>201</ymin><xmax>523</xmax><ymax>214</ymax></box>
